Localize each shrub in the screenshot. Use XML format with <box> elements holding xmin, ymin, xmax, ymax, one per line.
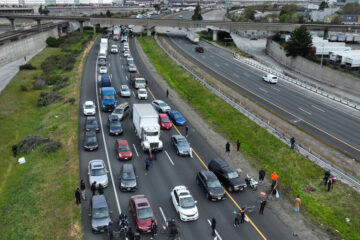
<box><xmin>48</xmin><ymin>75</ymin><xmax>62</xmax><ymax>85</ymax></box>
<box><xmin>41</xmin><ymin>140</ymin><xmax>62</xmax><ymax>153</ymax></box>
<box><xmin>33</xmin><ymin>80</ymin><xmax>47</xmax><ymax>90</ymax></box>
<box><xmin>46</xmin><ymin>37</ymin><xmax>60</xmax><ymax>47</ymax></box>
<box><xmin>65</xmin><ymin>97</ymin><xmax>76</xmax><ymax>105</ymax></box>
<box><xmin>19</xmin><ymin>64</ymin><xmax>36</xmax><ymax>70</ymax></box>
<box><xmin>20</xmin><ymin>85</ymin><xmax>28</xmax><ymax>91</ymax></box>
<box><xmin>37</xmin><ymin>91</ymin><xmax>61</xmax><ymax>106</ymax></box>
<box><xmin>16</xmin><ymin>135</ymin><xmax>49</xmax><ymax>154</ymax></box>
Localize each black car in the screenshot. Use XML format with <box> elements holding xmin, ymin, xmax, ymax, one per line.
<box><xmin>98</xmin><ymin>58</ymin><xmax>106</xmax><ymax>66</ymax></box>
<box><xmin>86</xmin><ymin>116</ymin><xmax>100</xmax><ymax>132</ymax></box>
<box><xmin>108</xmin><ymin>114</ymin><xmax>123</xmax><ymax>136</ymax></box>
<box><xmin>119</xmin><ymin>163</ymin><xmax>137</xmax><ymax>191</ymax></box>
<box><xmin>195</xmin><ymin>47</ymin><xmax>204</xmax><ymax>53</ymax></box>
<box><xmin>84</xmin><ymin>131</ymin><xmax>98</xmax><ymax>151</ymax></box>
<box><xmin>196</xmin><ymin>170</ymin><xmax>225</xmax><ymax>201</ymax></box>
<box><xmin>90</xmin><ymin>195</ymin><xmax>111</xmax><ymax>232</ymax></box>
<box><xmin>208</xmin><ymin>158</ymin><xmax>247</xmax><ymax>192</ymax></box>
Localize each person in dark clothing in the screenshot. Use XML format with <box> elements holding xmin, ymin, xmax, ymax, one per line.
<box><xmin>145</xmin><ymin>157</ymin><xmax>150</xmax><ymax>171</ymax></box>
<box><xmin>240</xmin><ymin>208</ymin><xmax>246</xmax><ymax>224</ymax></box>
<box><xmin>236</xmin><ymin>140</ymin><xmax>240</xmax><ymax>151</ymax></box>
<box><xmin>211</xmin><ymin>217</ymin><xmax>216</xmax><ymax>236</ymax></box>
<box><xmin>126</xmin><ymin>227</ymin><xmax>135</xmax><ymax>240</ymax></box>
<box><xmin>80</xmin><ymin>179</ymin><xmax>86</xmax><ymax>200</ymax></box>
<box><xmin>108</xmin><ymin>221</ymin><xmax>114</xmax><ymax>240</ymax></box>
<box><xmin>166</xmin><ymin>89</ymin><xmax>169</xmax><ymax>97</ymax></box>
<box><xmin>225</xmin><ymin>142</ymin><xmax>230</xmax><ymax>152</ymax></box>
<box><xmin>168</xmin><ymin>220</ymin><xmax>178</xmax><ymax>240</ymax></box>
<box><xmin>327</xmin><ymin>178</ymin><xmax>333</xmax><ymax>192</ymax></box>
<box><xmin>234</xmin><ymin>210</ymin><xmax>241</xmax><ymax>227</ymax></box>
<box><xmin>324</xmin><ymin>170</ymin><xmax>331</xmax><ymax>186</ymax></box>
<box><xmin>290</xmin><ymin>137</ymin><xmax>296</xmax><ymax>149</ymax></box>
<box><xmin>75</xmin><ymin>188</ymin><xmax>81</xmax><ymax>205</ymax></box>
<box><xmin>259</xmin><ymin>168</ymin><xmax>266</xmax><ymax>184</ymax></box>
<box><xmin>11</xmin><ymin>145</ymin><xmax>17</xmax><ymax>157</ymax></box>
<box><xmin>259</xmin><ymin>200</ymin><xmax>267</xmax><ymax>215</ymax></box>
<box><xmin>98</xmin><ymin>183</ymin><xmax>104</xmax><ymax>195</ymax></box>
<box><xmin>150</xmin><ymin>219</ymin><xmax>157</xmax><ymax>239</ymax></box>
<box><xmin>185</xmin><ymin>125</ymin><xmax>189</xmax><ymax>137</ymax></box>
<box><xmin>91</xmin><ymin>181</ymin><xmax>97</xmax><ymax>195</ymax></box>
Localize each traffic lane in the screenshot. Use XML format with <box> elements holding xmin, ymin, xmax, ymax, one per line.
<box><xmin>130</xmin><ymin>37</ymin><xmax>294</xmax><ymax>239</ymax></box>
<box><xmin>79</xmin><ymin>40</ymin><xmax>121</xmax><ymax>240</ymax></box>
<box><xmin>168</xmin><ymin>36</ymin><xmax>360</xmax><ymax>157</ymax></box>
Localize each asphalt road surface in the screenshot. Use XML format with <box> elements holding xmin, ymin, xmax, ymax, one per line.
<box><xmin>164</xmin><ymin>35</ymin><xmax>360</xmax><ymax>160</ymax></box>
<box><xmin>78</xmin><ymin>37</ymin><xmax>296</xmax><ymax>239</ymax></box>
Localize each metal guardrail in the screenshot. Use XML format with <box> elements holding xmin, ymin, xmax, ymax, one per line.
<box><xmin>155</xmin><ymin>34</ymin><xmax>360</xmax><ymax>192</ymax></box>
<box><xmin>233</xmin><ymin>55</ymin><xmax>360</xmax><ymax>111</ymax></box>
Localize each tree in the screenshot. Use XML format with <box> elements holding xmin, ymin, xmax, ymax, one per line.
<box><xmin>154</xmin><ymin>4</ymin><xmax>161</xmax><ymax>12</ymax></box>
<box><xmin>285</xmin><ymin>26</ymin><xmax>312</xmax><ymax>57</ymax></box>
<box><xmin>106</xmin><ymin>10</ymin><xmax>112</xmax><ymax>17</ymax></box>
<box><xmin>331</xmin><ymin>14</ymin><xmax>341</xmax><ymax>24</ymax></box>
<box><xmin>192</xmin><ymin>3</ymin><xmax>202</xmax><ymax>21</ymax></box>
<box><xmin>341</xmin><ymin>3</ymin><xmax>360</xmax><ymax>14</ymax></box>
<box><xmin>280</xmin><ymin>4</ymin><xmax>298</xmax><ymax>16</ymax></box>
<box><xmin>319</xmin><ymin>1</ymin><xmax>329</xmax><ymax>10</ymax></box>
<box><xmin>244</xmin><ymin>7</ymin><xmax>255</xmax><ymax>20</ymax></box>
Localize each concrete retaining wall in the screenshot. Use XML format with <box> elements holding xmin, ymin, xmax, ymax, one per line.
<box><xmin>0</xmin><ymin>27</ymin><xmax>59</xmax><ymax>67</ymax></box>
<box><xmin>266</xmin><ymin>39</ymin><xmax>360</xmax><ymax>95</ymax></box>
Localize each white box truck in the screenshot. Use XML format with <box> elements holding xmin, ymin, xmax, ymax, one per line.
<box><xmin>133</xmin><ymin>104</ymin><xmax>163</xmax><ymax>152</ymax></box>
<box><xmin>187</xmin><ymin>32</ymin><xmax>200</xmax><ymax>44</ymax></box>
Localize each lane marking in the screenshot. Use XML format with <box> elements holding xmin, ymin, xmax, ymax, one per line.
<box><xmin>207</xmin><ymin>219</ymin><xmax>223</xmax><ymax>240</ymax></box>
<box><xmin>215</xmin><ymin>63</ymin><xmax>220</xmax><ymax>67</ymax></box>
<box><xmin>270</xmin><ymin>86</ymin><xmax>280</xmax><ymax>92</ymax></box>
<box><xmin>244</xmin><ymin>72</ymin><xmax>250</xmax><ymax>77</ymax></box>
<box><xmin>109</xmin><ymin>63</ymin><xmax>111</xmax><ymax>67</ymax></box>
<box><xmin>233</xmin><ymin>73</ymin><xmax>239</xmax><ymax>78</ymax></box>
<box><xmin>168</xmin><ymin>37</ymin><xmax>360</xmax><ymax>154</ymax></box>
<box><xmin>298</xmin><ymin>107</ymin><xmax>312</xmax><ymax>115</ymax></box>
<box><xmin>159</xmin><ymin>207</ymin><xmax>167</xmax><ymax>225</ymax></box>
<box><xmin>259</xmin><ymin>87</ymin><xmax>268</xmax><ymax>93</ymax></box>
<box><xmin>126</xmin><ymin>76</ymin><xmax>128</xmax><ymax>81</ymax></box>
<box><xmin>110</xmin><ymin>74</ymin><xmax>112</xmax><ymax>79</ymax></box>
<box><xmin>94</xmin><ymin>51</ymin><xmax>122</xmax><ymax>214</ymax></box>
<box><xmin>133</xmin><ymin>144</ymin><xmax>139</xmax><ymax>157</ymax></box>
<box><xmin>122</xmin><ymin>65</ymin><xmax>123</xmax><ymax>69</ymax></box>
<box><xmin>311</xmin><ymin>104</ymin><xmax>325</xmax><ymax>112</ymax></box>
<box><xmin>165</xmin><ymin>150</ymin><xmax>175</xmax><ymax>166</ymax></box>
<box><xmin>224</xmin><ymin>63</ymin><xmax>229</xmax><ymax>66</ymax></box>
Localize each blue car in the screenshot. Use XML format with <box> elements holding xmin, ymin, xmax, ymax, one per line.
<box><xmin>167</xmin><ymin>110</ymin><xmax>186</xmax><ymax>126</ymax></box>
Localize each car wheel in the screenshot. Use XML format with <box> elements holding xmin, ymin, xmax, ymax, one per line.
<box><xmin>176</xmin><ymin>150</ymin><xmax>180</xmax><ymax>155</ymax></box>
<box><xmin>206</xmin><ymin>193</ymin><xmax>210</xmax><ymax>200</ymax></box>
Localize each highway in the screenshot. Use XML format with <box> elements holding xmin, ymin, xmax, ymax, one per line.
<box><xmin>162</xmin><ymin>33</ymin><xmax>360</xmax><ymax>159</ymax></box>
<box><xmin>78</xmin><ymin>36</ymin><xmax>295</xmax><ymax>239</ymax></box>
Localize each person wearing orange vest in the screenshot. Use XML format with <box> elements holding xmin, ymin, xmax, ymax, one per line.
<box><xmin>271</xmin><ymin>172</ymin><xmax>278</xmax><ymax>192</ymax></box>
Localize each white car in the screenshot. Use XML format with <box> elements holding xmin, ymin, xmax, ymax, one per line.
<box><xmin>128</xmin><ymin>64</ymin><xmax>137</xmax><ymax>73</ymax></box>
<box><xmin>171</xmin><ymin>186</ymin><xmax>199</xmax><ymax>221</ymax></box>
<box><xmin>124</xmin><ymin>51</ymin><xmax>130</xmax><ymax>57</ymax></box>
<box><xmin>120</xmin><ymin>85</ymin><xmax>131</xmax><ymax>97</ymax></box>
<box><xmin>99</xmin><ymin>66</ymin><xmax>108</xmax><ymax>74</ymax></box>
<box><xmin>110</xmin><ymin>45</ymin><xmax>118</xmax><ymax>54</ymax></box>
<box><xmin>83</xmin><ymin>100</ymin><xmax>96</xmax><ymax>116</ymax></box>
<box><xmin>127</xmin><ymin>56</ymin><xmax>134</xmax><ymax>65</ymax></box>
<box><xmin>88</xmin><ymin>159</ymin><xmax>109</xmax><ymax>188</ymax></box>
<box><xmin>152</xmin><ymin>99</ymin><xmax>171</xmax><ymax>113</ymax></box>
<box><xmin>137</xmin><ymin>88</ymin><xmax>148</xmax><ymax>100</ymax></box>
<box><xmin>262</xmin><ymin>74</ymin><xmax>278</xmax><ymax>84</ymax></box>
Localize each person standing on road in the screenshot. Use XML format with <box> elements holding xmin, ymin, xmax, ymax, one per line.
<box><xmin>127</xmin><ymin>227</ymin><xmax>135</xmax><ymax>240</ymax></box>
<box><xmin>150</xmin><ymin>219</ymin><xmax>157</xmax><ymax>239</ymax></box>
<box><xmin>145</xmin><ymin>156</ymin><xmax>150</xmax><ymax>172</ymax></box>
<box><xmin>259</xmin><ymin>168</ymin><xmax>266</xmax><ymax>184</ymax></box>
<box><xmin>226</xmin><ymin>142</ymin><xmax>230</xmax><ymax>152</ymax></box>
<box><xmin>290</xmin><ymin>137</ymin><xmax>296</xmax><ymax>150</ymax></box>
<box><xmin>91</xmin><ymin>181</ymin><xmax>97</xmax><ymax>195</ymax></box>
<box><xmin>294</xmin><ymin>195</ymin><xmax>301</xmax><ymax>212</ymax></box>
<box><xmin>166</xmin><ymin>89</ymin><xmax>169</xmax><ymax>97</ymax></box>
<box><xmin>240</xmin><ymin>208</ymin><xmax>246</xmax><ymax>224</ymax></box>
<box><xmin>80</xmin><ymin>179</ymin><xmax>86</xmax><ymax>200</ymax></box>
<box><xmin>259</xmin><ymin>200</ymin><xmax>267</xmax><ymax>215</ymax></box>
<box><xmin>234</xmin><ymin>210</ymin><xmax>241</xmax><ymax>227</ymax></box>
<box><xmin>75</xmin><ymin>188</ymin><xmax>81</xmax><ymax>205</ymax></box>
<box><xmin>98</xmin><ymin>183</ymin><xmax>104</xmax><ymax>195</ymax></box>
<box><xmin>185</xmin><ymin>125</ymin><xmax>189</xmax><ymax>137</ymax></box>
<box><xmin>236</xmin><ymin>140</ymin><xmax>241</xmax><ymax>151</ymax></box>
<box><xmin>108</xmin><ymin>221</ymin><xmax>114</xmax><ymax>240</ymax></box>
<box><xmin>211</xmin><ymin>217</ymin><xmax>216</xmax><ymax>236</ymax></box>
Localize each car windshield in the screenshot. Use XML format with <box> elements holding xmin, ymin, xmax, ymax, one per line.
<box><xmin>122</xmin><ymin>87</ymin><xmax>129</xmax><ymax>91</ymax></box>
<box><xmin>119</xmin><ymin>144</ymin><xmax>130</xmax><ymax>151</ymax></box>
<box><xmin>139</xmin><ymin>90</ymin><xmax>146</xmax><ymax>94</ymax></box>
<box><xmin>177</xmin><ymin>139</ymin><xmax>189</xmax><ymax>147</ymax></box>
<box><xmin>88</xmin><ymin>119</ymin><xmax>97</xmax><ymax>125</ymax></box>
<box><xmin>227</xmin><ymin>171</ymin><xmax>239</xmax><ymax>179</ymax></box>
<box><xmin>91</xmin><ymin>167</ymin><xmax>106</xmax><ymax>176</ymax></box>
<box><xmin>207</xmin><ymin>180</ymin><xmax>221</xmax><ymax>188</ymax></box>
<box><xmin>159</xmin><ymin>102</ymin><xmax>167</xmax><ymax>107</ymax></box>
<box><xmin>122</xmin><ymin>171</ymin><xmax>135</xmax><ymax>180</ymax></box>
<box><xmin>85</xmin><ymin>104</ymin><xmax>94</xmax><ymax>109</ymax></box>
<box><xmin>137</xmin><ymin>207</ymin><xmax>154</xmax><ymax>220</ymax></box>
<box><xmin>174</xmin><ymin>113</ymin><xmax>183</xmax><ymax>119</ymax></box>
<box><xmin>161</xmin><ymin>117</ymin><xmax>170</xmax><ymax>123</ymax></box>
<box><xmin>110</xmin><ymin>121</ymin><xmax>122</xmax><ymax>128</ymax></box>
<box><xmin>114</xmin><ymin>108</ymin><xmax>124</xmax><ymax>114</ymax></box>
<box><xmin>86</xmin><ymin>136</ymin><xmax>97</xmax><ymax>144</ymax></box>
<box><xmin>180</xmin><ymin>197</ymin><xmax>195</xmax><ymax>209</ymax></box>
<box><xmin>93</xmin><ymin>207</ymin><xmax>109</xmax><ymax>219</ymax></box>
<box><xmin>136</xmin><ymin>79</ymin><xmax>145</xmax><ymax>84</ymax></box>
<box><xmin>103</xmin><ymin>95</ymin><xmax>115</xmax><ymax>100</ymax></box>
<box><xmin>101</xmin><ymin>67</ymin><xmax>106</xmax><ymax>70</ymax></box>
<box><xmin>146</xmin><ymin>131</ymin><xmax>158</xmax><ymax>137</ymax></box>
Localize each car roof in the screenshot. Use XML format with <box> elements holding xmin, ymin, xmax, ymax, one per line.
<box><xmin>116</xmin><ymin>102</ymin><xmax>129</xmax><ymax>109</ymax></box>
<box><xmin>159</xmin><ymin>113</ymin><xmax>168</xmax><ymax>118</ymax></box>
<box><xmin>131</xmin><ymin>195</ymin><xmax>150</xmax><ymax>209</ymax></box>
<box><xmin>84</xmin><ymin>101</ymin><xmax>94</xmax><ymax>105</ymax></box>
<box><xmin>116</xmin><ymin>139</ymin><xmax>128</xmax><ymax>145</ymax></box>
<box><xmin>200</xmin><ymin>170</ymin><xmax>217</xmax><ymax>181</ymax></box>
<box><xmin>93</xmin><ymin>195</ymin><xmax>108</xmax><ymax>209</ymax></box>
<box><xmin>90</xmin><ymin>159</ymin><xmax>105</xmax><ymax>167</ymax></box>
<box><xmin>172</xmin><ymin>135</ymin><xmax>186</xmax><ymax>141</ymax></box>
<box><xmin>138</xmin><ymin>88</ymin><xmax>147</xmax><ymax>91</ymax></box>
<box><xmin>100</xmin><ymin>66</ymin><xmax>107</xmax><ymax>69</ymax></box>
<box><xmin>174</xmin><ymin>185</ymin><xmax>190</xmax><ymax>197</ymax></box>
<box><xmin>86</xmin><ymin>131</ymin><xmax>96</xmax><ymax>137</ymax></box>
<box><xmin>154</xmin><ymin>99</ymin><xmax>165</xmax><ymax>104</ymax></box>
<box><xmin>170</xmin><ymin>110</ymin><xmax>180</xmax><ymax>115</ymax></box>
<box><xmin>109</xmin><ymin>114</ymin><xmax>119</xmax><ymax>121</ymax></box>
<box><xmin>121</xmin><ymin>85</ymin><xmax>129</xmax><ymax>89</ymax></box>
<box><xmin>122</xmin><ymin>163</ymin><xmax>134</xmax><ymax>172</ymax></box>
<box><xmin>211</xmin><ymin>157</ymin><xmax>229</xmax><ymax>168</ymax></box>
<box><xmin>87</xmin><ymin>116</ymin><xmax>96</xmax><ymax>120</ymax></box>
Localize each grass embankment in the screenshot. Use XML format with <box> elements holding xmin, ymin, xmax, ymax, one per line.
<box><xmin>138</xmin><ymin>36</ymin><xmax>360</xmax><ymax>240</ymax></box>
<box><xmin>0</xmin><ymin>31</ymin><xmax>96</xmax><ymax>239</ymax></box>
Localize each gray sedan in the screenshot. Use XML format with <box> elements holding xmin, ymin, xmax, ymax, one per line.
<box><xmin>171</xmin><ymin>135</ymin><xmax>191</xmax><ymax>156</ymax></box>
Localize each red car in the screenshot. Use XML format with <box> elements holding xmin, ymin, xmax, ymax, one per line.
<box><xmin>129</xmin><ymin>195</ymin><xmax>157</xmax><ymax>233</ymax></box>
<box><xmin>159</xmin><ymin>113</ymin><xmax>172</xmax><ymax>130</ymax></box>
<box><xmin>115</xmin><ymin>139</ymin><xmax>132</xmax><ymax>160</ymax></box>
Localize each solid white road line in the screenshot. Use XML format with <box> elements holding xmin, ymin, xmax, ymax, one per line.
<box><xmin>122</xmin><ymin>65</ymin><xmax>123</xmax><ymax>69</ymax></box>
<box><xmin>270</xmin><ymin>86</ymin><xmax>280</xmax><ymax>92</ymax></box>
<box><xmin>311</xmin><ymin>104</ymin><xmax>325</xmax><ymax>112</ymax></box>
<box><xmin>207</xmin><ymin>219</ymin><xmax>223</xmax><ymax>240</ymax></box>
<box><xmin>233</xmin><ymin>73</ymin><xmax>239</xmax><ymax>78</ymax></box>
<box><xmin>299</xmin><ymin>107</ymin><xmax>312</xmax><ymax>115</ymax></box>
<box><xmin>165</xmin><ymin>150</ymin><xmax>174</xmax><ymax>166</ymax></box>
<box><xmin>94</xmin><ymin>52</ymin><xmax>122</xmax><ymax>214</ymax></box>
<box><xmin>259</xmin><ymin>87</ymin><xmax>268</xmax><ymax>93</ymax></box>
<box><xmin>133</xmin><ymin>144</ymin><xmax>139</xmax><ymax>157</ymax></box>
<box><xmin>215</xmin><ymin>63</ymin><xmax>220</xmax><ymax>67</ymax></box>
<box><xmin>159</xmin><ymin>207</ymin><xmax>168</xmax><ymax>226</ymax></box>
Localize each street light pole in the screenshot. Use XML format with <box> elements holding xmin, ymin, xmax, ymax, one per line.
<box><xmin>320</xmin><ymin>43</ymin><xmax>324</xmax><ymax>67</ymax></box>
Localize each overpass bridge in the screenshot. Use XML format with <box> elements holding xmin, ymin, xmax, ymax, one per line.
<box><xmin>0</xmin><ymin>14</ymin><xmax>359</xmax><ymax>40</ymax></box>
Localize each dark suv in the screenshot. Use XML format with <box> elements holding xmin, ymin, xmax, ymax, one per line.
<box><xmin>196</xmin><ymin>170</ymin><xmax>225</xmax><ymax>201</ymax></box>
<box><xmin>89</xmin><ymin>195</ymin><xmax>111</xmax><ymax>232</ymax></box>
<box><xmin>108</xmin><ymin>114</ymin><xmax>123</xmax><ymax>136</ymax></box>
<box><xmin>208</xmin><ymin>157</ymin><xmax>247</xmax><ymax>192</ymax></box>
<box><xmin>195</xmin><ymin>47</ymin><xmax>204</xmax><ymax>53</ymax></box>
